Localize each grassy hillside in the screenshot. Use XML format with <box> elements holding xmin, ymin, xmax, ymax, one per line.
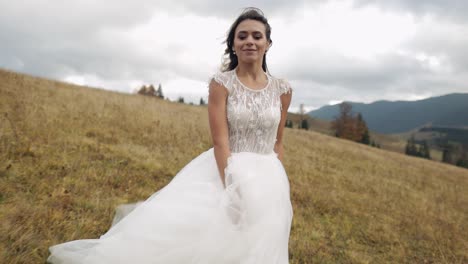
<box><xmin>289</xmin><ymin>114</ymin><xmax>411</xmax><ymax>157</ymax></box>
<box><xmin>286</xmin><ymin>113</ymin><xmax>333</xmax><ymax>136</ymax></box>
<box><xmin>1</xmin><ymin>68</ymin><xmax>467</xmax><ymax>263</ymax></box>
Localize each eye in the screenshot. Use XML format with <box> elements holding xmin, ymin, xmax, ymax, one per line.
<box><xmin>237</xmin><ymin>33</ymin><xmax>247</xmax><ymax>40</ymax></box>
<box><xmin>254</xmin><ymin>33</ymin><xmax>263</xmax><ymax>39</ymax></box>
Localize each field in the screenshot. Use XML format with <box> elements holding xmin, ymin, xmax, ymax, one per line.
<box><xmin>1</xmin><ymin>68</ymin><xmax>467</xmax><ymax>263</ymax></box>
<box><xmin>290</xmin><ymin>112</ymin><xmax>423</xmax><ymax>158</ymax></box>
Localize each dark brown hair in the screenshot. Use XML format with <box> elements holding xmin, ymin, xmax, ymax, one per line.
<box><xmin>222</xmin><ymin>7</ymin><xmax>272</xmax><ymax>72</ymax></box>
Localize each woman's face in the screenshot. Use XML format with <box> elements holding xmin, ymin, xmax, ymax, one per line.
<box><xmin>233</xmin><ymin>19</ymin><xmax>270</xmax><ymax>66</ymax></box>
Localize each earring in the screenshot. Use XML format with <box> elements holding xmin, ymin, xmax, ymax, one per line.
<box><xmin>233</xmin><ymin>50</ymin><xmax>236</xmax><ymax>55</ymax></box>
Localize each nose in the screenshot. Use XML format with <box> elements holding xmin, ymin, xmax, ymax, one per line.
<box><xmin>245</xmin><ymin>36</ymin><xmax>254</xmax><ymax>46</ymax></box>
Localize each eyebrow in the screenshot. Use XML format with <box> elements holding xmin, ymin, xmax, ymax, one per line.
<box><xmin>237</xmin><ymin>30</ymin><xmax>263</xmax><ymax>35</ymax></box>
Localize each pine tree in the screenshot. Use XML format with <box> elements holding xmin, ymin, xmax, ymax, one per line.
<box><xmin>177</xmin><ymin>97</ymin><xmax>185</xmax><ymax>103</ymax></box>
<box><xmin>421</xmin><ymin>140</ymin><xmax>431</xmax><ymax>159</ymax></box>
<box><xmin>405</xmin><ymin>135</ymin><xmax>418</xmax><ymax>156</ymax></box>
<box><xmin>301</xmin><ymin>119</ymin><xmax>309</xmax><ymax>130</ymax></box>
<box><xmin>442</xmin><ymin>147</ymin><xmax>453</xmax><ymax>164</ymax></box>
<box><xmin>199</xmin><ymin>97</ymin><xmax>206</xmax><ymax>105</ymax></box>
<box><xmin>331</xmin><ymin>102</ymin><xmax>353</xmax><ymax>139</ymax></box>
<box><xmin>456</xmin><ymin>145</ymin><xmax>468</xmax><ymax>169</ymax></box>
<box><xmin>299</xmin><ymin>104</ymin><xmax>306</xmax><ymax>130</ymax></box>
<box><xmin>156</xmin><ymin>84</ymin><xmax>164</xmax><ymax>99</ymax></box>
<box><xmin>361</xmin><ymin>129</ymin><xmax>370</xmax><ymax>145</ymax></box>
<box><xmin>356</xmin><ymin>113</ymin><xmax>370</xmax><ymax>145</ymax></box>
<box><xmin>456</xmin><ymin>159</ymin><xmax>468</xmax><ymax>169</ymax></box>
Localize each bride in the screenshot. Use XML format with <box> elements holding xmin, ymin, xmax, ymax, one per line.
<box><xmin>48</xmin><ymin>7</ymin><xmax>294</xmax><ymax>264</ymax></box>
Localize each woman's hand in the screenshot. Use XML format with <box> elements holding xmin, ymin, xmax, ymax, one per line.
<box><xmin>274</xmin><ymin>142</ymin><xmax>284</xmax><ymax>163</ymax></box>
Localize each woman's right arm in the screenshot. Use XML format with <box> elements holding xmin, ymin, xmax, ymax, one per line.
<box><xmin>208</xmin><ymin>79</ymin><xmax>231</xmax><ymax>188</ymax></box>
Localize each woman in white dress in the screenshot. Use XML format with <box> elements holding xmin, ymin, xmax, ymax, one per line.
<box><xmin>48</xmin><ymin>7</ymin><xmax>294</xmax><ymax>264</ymax></box>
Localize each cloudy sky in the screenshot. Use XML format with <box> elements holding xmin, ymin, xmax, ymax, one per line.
<box><xmin>1</xmin><ymin>0</ymin><xmax>468</xmax><ymax>112</ymax></box>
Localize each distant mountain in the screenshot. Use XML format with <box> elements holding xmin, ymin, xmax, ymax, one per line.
<box><xmin>308</xmin><ymin>93</ymin><xmax>468</xmax><ymax>134</ymax></box>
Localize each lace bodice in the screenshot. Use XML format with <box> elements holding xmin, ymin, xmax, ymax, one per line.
<box><xmin>210</xmin><ymin>69</ymin><xmax>292</xmax><ymax>154</ymax></box>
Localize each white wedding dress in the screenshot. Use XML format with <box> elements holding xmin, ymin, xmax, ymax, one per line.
<box><xmin>48</xmin><ymin>69</ymin><xmax>294</xmax><ymax>264</ymax></box>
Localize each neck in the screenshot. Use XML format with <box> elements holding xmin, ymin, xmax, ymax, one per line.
<box><xmin>235</xmin><ymin>62</ymin><xmax>265</xmax><ymax>80</ymax></box>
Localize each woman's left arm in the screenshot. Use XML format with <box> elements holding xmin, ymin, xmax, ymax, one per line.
<box><xmin>274</xmin><ymin>91</ymin><xmax>292</xmax><ymax>163</ymax></box>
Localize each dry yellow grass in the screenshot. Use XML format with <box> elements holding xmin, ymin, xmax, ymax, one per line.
<box><xmin>1</xmin><ymin>68</ymin><xmax>467</xmax><ymax>263</ymax></box>
<box><xmin>291</xmin><ymin>113</ymin><xmax>420</xmax><ymax>159</ymax></box>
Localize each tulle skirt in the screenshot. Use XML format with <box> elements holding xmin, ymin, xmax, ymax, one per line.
<box><xmin>48</xmin><ymin>148</ymin><xmax>293</xmax><ymax>264</ymax></box>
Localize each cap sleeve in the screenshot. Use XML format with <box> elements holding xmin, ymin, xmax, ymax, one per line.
<box><xmin>209</xmin><ymin>71</ymin><xmax>233</xmax><ymax>93</ymax></box>
<box><xmin>278</xmin><ymin>78</ymin><xmax>292</xmax><ymax>95</ymax></box>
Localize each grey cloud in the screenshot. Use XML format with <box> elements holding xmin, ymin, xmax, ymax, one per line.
<box><xmin>1</xmin><ymin>27</ymin><xmax>168</xmax><ymax>82</ymax></box>
<box><xmin>0</xmin><ymin>0</ymin><xmax>311</xmax><ymax>83</ymax></box>
<box><xmin>0</xmin><ymin>1</ymin><xmax>158</xmax><ymax>31</ymax></box>
<box><xmin>403</xmin><ymin>23</ymin><xmax>468</xmax><ymax>72</ymax></box>
<box><xmin>176</xmin><ymin>0</ymin><xmax>468</xmax><ymax>23</ymax></box>
<box><xmin>150</xmin><ymin>0</ymin><xmax>313</xmax><ymax>18</ymax></box>
<box><xmin>2</xmin><ymin>0</ymin><xmax>468</xmax><ymax>110</ymax></box>
<box><xmin>0</xmin><ymin>0</ymin><xmax>166</xmax><ymax>81</ymax></box>
<box><xmin>275</xmin><ymin>48</ymin><xmax>468</xmax><ymax>109</ymax></box>
<box><xmin>280</xmin><ymin>51</ymin><xmax>429</xmax><ymax>90</ymax></box>
<box><xmin>354</xmin><ymin>0</ymin><xmax>468</xmax><ymax>23</ymax></box>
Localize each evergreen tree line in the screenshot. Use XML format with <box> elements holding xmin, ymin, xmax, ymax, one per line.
<box><xmin>177</xmin><ymin>97</ymin><xmax>206</xmax><ymax>106</ymax></box>
<box><xmin>137</xmin><ymin>84</ymin><xmax>164</xmax><ymax>99</ymax></box>
<box><xmin>405</xmin><ymin>136</ymin><xmax>431</xmax><ymax>159</ymax></box>
<box><xmin>285</xmin><ymin>119</ymin><xmax>309</xmax><ymax>130</ymax></box>
<box><xmin>137</xmin><ymin>84</ymin><xmax>207</xmax><ymax>106</ymax></box>
<box><xmin>441</xmin><ymin>142</ymin><xmax>468</xmax><ymax>169</ymax></box>
<box><xmin>285</xmin><ymin>103</ymin><xmax>310</xmax><ymax>130</ymax></box>
<box><xmin>404</xmin><ymin>135</ymin><xmax>468</xmax><ymax>169</ymax></box>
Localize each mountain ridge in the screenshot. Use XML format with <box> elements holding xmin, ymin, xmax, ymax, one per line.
<box><xmin>309</xmin><ymin>93</ymin><xmax>468</xmax><ymax>134</ymax></box>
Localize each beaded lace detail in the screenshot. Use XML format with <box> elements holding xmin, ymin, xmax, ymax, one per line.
<box><xmin>210</xmin><ymin>69</ymin><xmax>292</xmax><ymax>154</ymax></box>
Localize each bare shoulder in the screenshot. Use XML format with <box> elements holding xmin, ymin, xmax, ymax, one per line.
<box><xmin>209</xmin><ymin>70</ymin><xmax>232</xmax><ymax>95</ymax></box>
<box><xmin>269</xmin><ymin>75</ymin><xmax>292</xmax><ymax>111</ymax></box>
<box><xmin>209</xmin><ymin>78</ymin><xmax>229</xmax><ymax>96</ymax></box>
<box><xmin>279</xmin><ymin>78</ymin><xmax>293</xmax><ymax>96</ymax></box>
<box><xmin>208</xmin><ymin>78</ymin><xmax>229</xmax><ymax>108</ymax></box>
<box><xmin>269</xmin><ymin>74</ymin><xmax>293</xmax><ymax>96</ymax></box>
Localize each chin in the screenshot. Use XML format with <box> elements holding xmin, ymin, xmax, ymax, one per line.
<box><xmin>239</xmin><ymin>57</ymin><xmax>260</xmax><ymax>64</ymax></box>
